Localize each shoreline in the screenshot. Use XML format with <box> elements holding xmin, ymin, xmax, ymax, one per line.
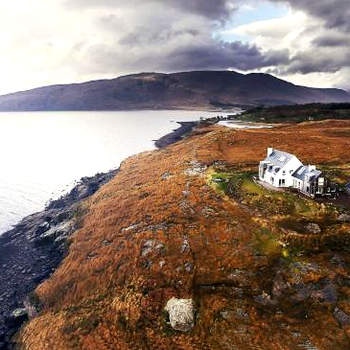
<box><xmin>154</xmin><ymin>113</ymin><xmax>236</xmax><ymax>149</ymax></box>
<box><xmin>0</xmin><ymin>170</ymin><xmax>118</xmax><ymax>349</ymax></box>
<box><xmin>154</xmin><ymin>121</ymin><xmax>199</xmax><ymax>148</ymax></box>
<box><xmin>0</xmin><ymin>115</ymin><xmax>223</xmax><ymax>348</ymax></box>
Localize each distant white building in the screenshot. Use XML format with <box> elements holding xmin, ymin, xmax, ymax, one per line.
<box><xmin>259</xmin><ymin>148</ymin><xmax>326</xmax><ymax>198</ymax></box>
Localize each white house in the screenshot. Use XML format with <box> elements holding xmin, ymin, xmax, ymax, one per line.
<box><xmin>259</xmin><ymin>148</ymin><xmax>326</xmax><ymax>198</ymax></box>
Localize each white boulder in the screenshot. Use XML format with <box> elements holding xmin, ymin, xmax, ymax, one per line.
<box><xmin>165</xmin><ymin>297</ymin><xmax>195</xmax><ymax>332</ymax></box>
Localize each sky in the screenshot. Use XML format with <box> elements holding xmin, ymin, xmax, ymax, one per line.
<box><xmin>0</xmin><ymin>0</ymin><xmax>349</xmax><ymax>94</ymax></box>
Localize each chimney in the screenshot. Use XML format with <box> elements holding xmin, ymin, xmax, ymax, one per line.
<box><xmin>267</xmin><ymin>147</ymin><xmax>273</xmax><ymax>157</ymax></box>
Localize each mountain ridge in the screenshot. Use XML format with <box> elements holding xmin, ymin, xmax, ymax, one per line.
<box><xmin>0</xmin><ymin>70</ymin><xmax>349</xmax><ymax>111</ymax></box>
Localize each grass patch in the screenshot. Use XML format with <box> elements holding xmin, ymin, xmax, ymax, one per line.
<box><xmin>254</xmin><ymin>228</ymin><xmax>282</xmax><ymax>257</ymax></box>
<box><xmin>225</xmin><ymin>172</ymin><xmax>319</xmax><ymax>217</ymax></box>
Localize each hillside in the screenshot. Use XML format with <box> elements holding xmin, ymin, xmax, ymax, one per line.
<box><xmin>16</xmin><ymin>120</ymin><xmax>350</xmax><ymax>349</ymax></box>
<box><xmin>0</xmin><ymin>71</ymin><xmax>349</xmax><ymax>111</ymax></box>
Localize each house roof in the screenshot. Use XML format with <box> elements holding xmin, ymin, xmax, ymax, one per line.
<box><xmin>292</xmin><ymin>166</ymin><xmax>322</xmax><ymax>181</ymax></box>
<box><xmin>262</xmin><ymin>149</ymin><xmax>296</xmax><ymax>168</ymax></box>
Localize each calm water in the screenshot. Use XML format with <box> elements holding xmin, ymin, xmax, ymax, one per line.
<box><xmin>0</xmin><ymin>110</ymin><xmax>224</xmax><ymax>234</ymax></box>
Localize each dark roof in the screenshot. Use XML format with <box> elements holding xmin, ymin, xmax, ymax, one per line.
<box><xmin>292</xmin><ymin>166</ymin><xmax>322</xmax><ymax>181</ymax></box>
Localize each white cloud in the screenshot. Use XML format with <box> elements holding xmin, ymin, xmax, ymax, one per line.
<box><xmin>222</xmin><ymin>7</ymin><xmax>350</xmax><ymax>89</ymax></box>
<box><xmin>0</xmin><ymin>0</ymin><xmax>348</xmax><ymax>94</ymax></box>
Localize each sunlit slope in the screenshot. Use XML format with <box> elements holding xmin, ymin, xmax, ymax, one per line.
<box><xmin>19</xmin><ymin>120</ymin><xmax>350</xmax><ymax>349</ymax></box>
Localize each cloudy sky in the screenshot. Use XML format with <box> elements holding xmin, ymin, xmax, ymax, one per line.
<box><xmin>0</xmin><ymin>0</ymin><xmax>349</xmax><ymax>94</ymax></box>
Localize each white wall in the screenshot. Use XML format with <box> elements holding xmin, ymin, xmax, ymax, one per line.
<box><xmin>259</xmin><ymin>156</ymin><xmax>303</xmax><ymax>188</ymax></box>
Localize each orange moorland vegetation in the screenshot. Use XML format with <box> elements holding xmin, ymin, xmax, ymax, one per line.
<box><xmin>17</xmin><ymin>120</ymin><xmax>350</xmax><ymax>350</ymax></box>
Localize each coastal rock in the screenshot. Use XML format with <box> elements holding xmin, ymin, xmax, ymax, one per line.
<box><xmin>6</xmin><ymin>308</ymin><xmax>28</xmax><ymax>328</ymax></box>
<box><xmin>164</xmin><ymin>298</ymin><xmax>195</xmax><ymax>332</ymax></box>
<box><xmin>155</xmin><ymin>121</ymin><xmax>198</xmax><ymax>149</ymax></box>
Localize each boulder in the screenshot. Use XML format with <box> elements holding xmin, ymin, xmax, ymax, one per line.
<box><xmin>165</xmin><ymin>298</ymin><xmax>195</xmax><ymax>332</ymax></box>
<box><xmin>337</xmin><ymin>213</ymin><xmax>350</xmax><ymax>223</ymax></box>
<box><xmin>306</xmin><ymin>223</ymin><xmax>321</xmax><ymax>234</ymax></box>
<box><xmin>334</xmin><ymin>307</ymin><xmax>350</xmax><ymax>327</ymax></box>
<box><xmin>141</xmin><ymin>240</ymin><xmax>164</xmax><ymax>257</ymax></box>
<box><xmin>6</xmin><ymin>308</ymin><xmax>28</xmax><ymax>328</ymax></box>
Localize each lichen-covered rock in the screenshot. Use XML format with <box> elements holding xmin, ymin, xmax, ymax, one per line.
<box><xmin>164</xmin><ymin>297</ymin><xmax>195</xmax><ymax>332</ymax></box>
<box><xmin>306</xmin><ymin>223</ymin><xmax>321</xmax><ymax>234</ymax></box>
<box><xmin>141</xmin><ymin>239</ymin><xmax>164</xmax><ymax>256</ymax></box>
<box><xmin>184</xmin><ymin>160</ymin><xmax>207</xmax><ymax>176</ymax></box>
<box><xmin>337</xmin><ymin>213</ymin><xmax>350</xmax><ymax>223</ymax></box>
<box><xmin>334</xmin><ymin>307</ymin><xmax>350</xmax><ymax>327</ymax></box>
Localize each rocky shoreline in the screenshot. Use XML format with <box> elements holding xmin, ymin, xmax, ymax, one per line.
<box><xmin>0</xmin><ymin>170</ymin><xmax>118</xmax><ymax>349</ymax></box>
<box><xmin>154</xmin><ymin>121</ymin><xmax>199</xmax><ymax>148</ymax></box>
<box><xmin>154</xmin><ymin>114</ymin><xmax>234</xmax><ymax>148</ymax></box>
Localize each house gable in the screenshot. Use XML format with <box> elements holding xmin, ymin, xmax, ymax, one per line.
<box><xmin>259</xmin><ymin>148</ymin><xmax>303</xmax><ymax>187</ymax></box>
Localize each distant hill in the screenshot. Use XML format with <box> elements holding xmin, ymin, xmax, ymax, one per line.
<box><xmin>0</xmin><ymin>71</ymin><xmax>349</xmax><ymax>111</ymax></box>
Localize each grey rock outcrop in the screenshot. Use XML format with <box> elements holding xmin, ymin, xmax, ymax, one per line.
<box><xmin>337</xmin><ymin>213</ymin><xmax>350</xmax><ymax>223</ymax></box>
<box><xmin>306</xmin><ymin>223</ymin><xmax>321</xmax><ymax>234</ymax></box>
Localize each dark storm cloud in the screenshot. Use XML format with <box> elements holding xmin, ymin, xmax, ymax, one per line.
<box><xmin>271</xmin><ymin>0</ymin><xmax>350</xmax><ymax>31</ymax></box>
<box><xmin>313</xmin><ymin>34</ymin><xmax>350</xmax><ymax>48</ymax></box>
<box><xmin>161</xmin><ymin>42</ymin><xmax>289</xmax><ymax>72</ymax></box>
<box><xmin>64</xmin><ymin>0</ymin><xmax>289</xmax><ymax>75</ymax></box>
<box><xmin>84</xmin><ymin>37</ymin><xmax>289</xmax><ymax>75</ymax></box>
<box><xmin>64</xmin><ymin>0</ymin><xmax>350</xmax><ymax>81</ymax></box>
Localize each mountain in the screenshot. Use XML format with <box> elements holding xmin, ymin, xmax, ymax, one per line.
<box><xmin>0</xmin><ymin>71</ymin><xmax>349</xmax><ymax>111</ymax></box>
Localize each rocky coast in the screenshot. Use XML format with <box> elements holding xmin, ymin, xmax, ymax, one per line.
<box><xmin>0</xmin><ymin>170</ymin><xmax>118</xmax><ymax>349</ymax></box>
